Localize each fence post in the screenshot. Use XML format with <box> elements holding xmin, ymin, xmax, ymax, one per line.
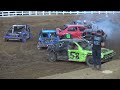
<box><xmin>113</xmin><ymin>11</ymin><xmax>114</xmax><ymax>14</ymax></box>
<box><xmin>35</xmin><ymin>11</ymin><xmax>37</xmax><ymax>16</ymax></box>
<box><xmin>2</xmin><ymin>11</ymin><xmax>3</xmax><ymax>17</ymax></box>
<box><xmin>91</xmin><ymin>11</ymin><xmax>93</xmax><ymax>14</ymax></box>
<box><xmin>15</xmin><ymin>11</ymin><xmax>17</xmax><ymax>16</ymax></box>
<box><xmin>49</xmin><ymin>11</ymin><xmax>51</xmax><ymax>15</ymax></box>
<box><xmin>8</xmin><ymin>11</ymin><xmax>10</xmax><ymax>16</ymax></box>
<box><xmin>43</xmin><ymin>11</ymin><xmax>44</xmax><ymax>15</ymax></box>
<box><xmin>29</xmin><ymin>11</ymin><xmax>31</xmax><ymax>16</ymax></box>
<box><xmin>22</xmin><ymin>11</ymin><xmax>23</xmax><ymax>15</ymax></box>
<box><xmin>56</xmin><ymin>11</ymin><xmax>58</xmax><ymax>15</ymax></box>
<box><xmin>99</xmin><ymin>11</ymin><xmax>100</xmax><ymax>14</ymax></box>
<box><xmin>77</xmin><ymin>11</ymin><xmax>79</xmax><ymax>15</ymax></box>
<box><xmin>63</xmin><ymin>11</ymin><xmax>65</xmax><ymax>15</ymax></box>
<box><xmin>106</xmin><ymin>11</ymin><xmax>108</xmax><ymax>17</ymax></box>
<box><xmin>84</xmin><ymin>11</ymin><xmax>86</xmax><ymax>14</ymax></box>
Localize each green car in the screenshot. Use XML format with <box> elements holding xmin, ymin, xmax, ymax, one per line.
<box><xmin>47</xmin><ymin>39</ymin><xmax>116</xmax><ymax>67</ymax></box>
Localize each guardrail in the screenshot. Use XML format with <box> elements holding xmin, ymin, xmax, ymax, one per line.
<box><xmin>0</xmin><ymin>11</ymin><xmax>120</xmax><ymax>17</ymax></box>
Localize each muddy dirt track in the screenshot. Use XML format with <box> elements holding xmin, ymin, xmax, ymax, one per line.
<box><xmin>0</xmin><ymin>15</ymin><xmax>120</xmax><ymax>79</ymax></box>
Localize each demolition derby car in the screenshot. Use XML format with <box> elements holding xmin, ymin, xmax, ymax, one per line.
<box><xmin>56</xmin><ymin>24</ymin><xmax>87</xmax><ymax>39</ymax></box>
<box><xmin>37</xmin><ymin>29</ymin><xmax>60</xmax><ymax>49</ymax></box>
<box><xmin>47</xmin><ymin>39</ymin><xmax>115</xmax><ymax>67</ymax></box>
<box><xmin>4</xmin><ymin>24</ymin><xmax>32</xmax><ymax>42</ymax></box>
<box><xmin>82</xmin><ymin>29</ymin><xmax>107</xmax><ymax>41</ymax></box>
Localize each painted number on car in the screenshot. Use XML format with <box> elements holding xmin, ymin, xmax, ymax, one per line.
<box><xmin>70</xmin><ymin>52</ymin><xmax>79</xmax><ymax>59</ymax></box>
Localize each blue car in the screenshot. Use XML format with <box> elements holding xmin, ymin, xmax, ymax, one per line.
<box><xmin>37</xmin><ymin>29</ymin><xmax>60</xmax><ymax>49</ymax></box>
<box><xmin>4</xmin><ymin>24</ymin><xmax>32</xmax><ymax>42</ymax></box>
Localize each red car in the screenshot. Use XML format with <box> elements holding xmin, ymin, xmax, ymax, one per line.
<box><xmin>56</xmin><ymin>24</ymin><xmax>87</xmax><ymax>39</ymax></box>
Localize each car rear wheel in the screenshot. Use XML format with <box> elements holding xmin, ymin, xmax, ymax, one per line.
<box><xmin>29</xmin><ymin>33</ymin><xmax>32</xmax><ymax>39</ymax></box>
<box><xmin>21</xmin><ymin>34</ymin><xmax>27</xmax><ymax>42</ymax></box>
<box><xmin>48</xmin><ymin>51</ymin><xmax>57</xmax><ymax>62</ymax></box>
<box><xmin>86</xmin><ymin>56</ymin><xmax>94</xmax><ymax>67</ymax></box>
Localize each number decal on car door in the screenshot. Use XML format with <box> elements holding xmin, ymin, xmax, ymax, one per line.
<box><xmin>70</xmin><ymin>52</ymin><xmax>79</xmax><ymax>59</ymax></box>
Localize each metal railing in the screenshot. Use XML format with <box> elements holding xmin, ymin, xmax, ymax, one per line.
<box><xmin>0</xmin><ymin>11</ymin><xmax>120</xmax><ymax>17</ymax></box>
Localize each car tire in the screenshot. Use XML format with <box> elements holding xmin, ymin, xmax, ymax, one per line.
<box><xmin>29</xmin><ymin>33</ymin><xmax>32</xmax><ymax>39</ymax></box>
<box><xmin>86</xmin><ymin>56</ymin><xmax>94</xmax><ymax>67</ymax></box>
<box><xmin>37</xmin><ymin>42</ymin><xmax>42</xmax><ymax>50</ymax></box>
<box><xmin>21</xmin><ymin>34</ymin><xmax>27</xmax><ymax>42</ymax></box>
<box><xmin>22</xmin><ymin>38</ymin><xmax>26</xmax><ymax>42</ymax></box>
<box><xmin>48</xmin><ymin>51</ymin><xmax>57</xmax><ymax>62</ymax></box>
<box><xmin>5</xmin><ymin>38</ymin><xmax>8</xmax><ymax>42</ymax></box>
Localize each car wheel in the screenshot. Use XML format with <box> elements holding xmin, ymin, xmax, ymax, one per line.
<box><xmin>37</xmin><ymin>42</ymin><xmax>42</xmax><ymax>50</ymax></box>
<box><xmin>29</xmin><ymin>33</ymin><xmax>32</xmax><ymax>39</ymax></box>
<box><xmin>48</xmin><ymin>51</ymin><xmax>57</xmax><ymax>62</ymax></box>
<box><xmin>21</xmin><ymin>34</ymin><xmax>27</xmax><ymax>42</ymax></box>
<box><xmin>5</xmin><ymin>38</ymin><xmax>8</xmax><ymax>42</ymax></box>
<box><xmin>22</xmin><ymin>38</ymin><xmax>26</xmax><ymax>42</ymax></box>
<box><xmin>86</xmin><ymin>56</ymin><xmax>94</xmax><ymax>67</ymax></box>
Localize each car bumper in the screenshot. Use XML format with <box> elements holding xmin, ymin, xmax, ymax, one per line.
<box><xmin>101</xmin><ymin>52</ymin><xmax>116</xmax><ymax>62</ymax></box>
<box><xmin>39</xmin><ymin>44</ymin><xmax>49</xmax><ymax>48</ymax></box>
<box><xmin>4</xmin><ymin>36</ymin><xmax>22</xmax><ymax>40</ymax></box>
<box><xmin>37</xmin><ymin>42</ymin><xmax>55</xmax><ymax>48</ymax></box>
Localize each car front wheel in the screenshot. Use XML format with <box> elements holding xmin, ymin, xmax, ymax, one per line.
<box><xmin>48</xmin><ymin>51</ymin><xmax>57</xmax><ymax>62</ymax></box>
<box><xmin>37</xmin><ymin>42</ymin><xmax>43</xmax><ymax>50</ymax></box>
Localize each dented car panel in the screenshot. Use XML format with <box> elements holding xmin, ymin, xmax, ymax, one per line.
<box><xmin>4</xmin><ymin>24</ymin><xmax>32</xmax><ymax>42</ymax></box>
<box><xmin>56</xmin><ymin>24</ymin><xmax>87</xmax><ymax>39</ymax></box>
<box><xmin>37</xmin><ymin>29</ymin><xmax>60</xmax><ymax>49</ymax></box>
<box><xmin>47</xmin><ymin>39</ymin><xmax>115</xmax><ymax>65</ymax></box>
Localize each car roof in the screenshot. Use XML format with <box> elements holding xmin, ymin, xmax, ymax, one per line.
<box><xmin>84</xmin><ymin>29</ymin><xmax>98</xmax><ymax>32</ymax></box>
<box><xmin>65</xmin><ymin>24</ymin><xmax>85</xmax><ymax>27</ymax></box>
<box><xmin>12</xmin><ymin>25</ymin><xmax>27</xmax><ymax>27</ymax></box>
<box><xmin>41</xmin><ymin>30</ymin><xmax>56</xmax><ymax>33</ymax></box>
<box><xmin>84</xmin><ymin>29</ymin><xmax>94</xmax><ymax>31</ymax></box>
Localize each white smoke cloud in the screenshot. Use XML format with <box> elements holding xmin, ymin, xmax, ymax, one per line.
<box><xmin>96</xmin><ymin>19</ymin><xmax>120</xmax><ymax>39</ymax></box>
<box><xmin>80</xmin><ymin>14</ymin><xmax>120</xmax><ymax>39</ymax></box>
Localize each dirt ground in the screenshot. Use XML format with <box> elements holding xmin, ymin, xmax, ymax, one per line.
<box><xmin>0</xmin><ymin>14</ymin><xmax>120</xmax><ymax>79</ymax></box>
<box><xmin>39</xmin><ymin>59</ymin><xmax>120</xmax><ymax>79</ymax></box>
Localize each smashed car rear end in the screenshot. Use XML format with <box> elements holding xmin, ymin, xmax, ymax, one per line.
<box><xmin>4</xmin><ymin>33</ymin><xmax>22</xmax><ymax>41</ymax></box>
<box><xmin>101</xmin><ymin>48</ymin><xmax>116</xmax><ymax>62</ymax></box>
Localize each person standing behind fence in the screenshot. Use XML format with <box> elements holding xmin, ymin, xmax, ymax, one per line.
<box><xmin>91</xmin><ymin>30</ymin><xmax>105</xmax><ymax>70</ymax></box>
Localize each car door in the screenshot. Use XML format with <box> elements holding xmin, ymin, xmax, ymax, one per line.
<box><xmin>56</xmin><ymin>41</ymin><xmax>68</xmax><ymax>60</ymax></box>
<box><xmin>68</xmin><ymin>42</ymin><xmax>81</xmax><ymax>61</ymax></box>
<box><xmin>78</xmin><ymin>26</ymin><xmax>86</xmax><ymax>38</ymax></box>
<box><xmin>67</xmin><ymin>27</ymin><xmax>78</xmax><ymax>38</ymax></box>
